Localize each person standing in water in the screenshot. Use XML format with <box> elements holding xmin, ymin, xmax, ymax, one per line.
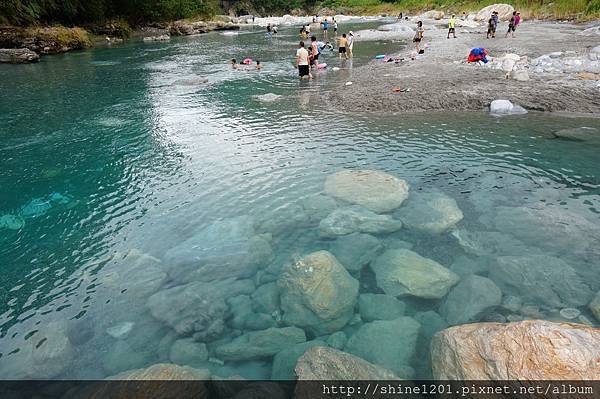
<box><xmin>322</xmin><ymin>18</ymin><xmax>329</xmax><ymax>40</ymax></box>
<box><xmin>338</xmin><ymin>33</ymin><xmax>348</xmax><ymax>59</ymax></box>
<box><xmin>333</xmin><ymin>19</ymin><xmax>338</xmax><ymax>36</ymax></box>
<box><xmin>347</xmin><ymin>31</ymin><xmax>354</xmax><ymax>58</ymax></box>
<box><xmin>447</xmin><ymin>14</ymin><xmax>456</xmax><ymax>39</ymax></box>
<box><xmin>296</xmin><ymin>41</ymin><xmax>312</xmax><ymax>80</ymax></box>
<box><xmin>310</xmin><ymin>35</ymin><xmax>320</xmax><ymax>68</ymax></box>
<box><xmin>414</xmin><ymin>21</ymin><xmax>424</xmax><ymax>53</ymax></box>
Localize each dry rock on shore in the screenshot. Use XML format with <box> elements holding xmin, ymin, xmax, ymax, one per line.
<box><xmin>431</xmin><ymin>320</ymin><xmax>600</xmax><ymax>379</ymax></box>
<box><xmin>0</xmin><ymin>48</ymin><xmax>39</xmax><ymax>63</ymax></box>
<box><xmin>475</xmin><ymin>4</ymin><xmax>515</xmax><ymax>21</ymax></box>
<box><xmin>295</xmin><ymin>347</ymin><xmax>400</xmax><ymax>380</ymax></box>
<box><xmin>170</xmin><ymin>20</ymin><xmax>239</xmax><ymax>36</ymax></box>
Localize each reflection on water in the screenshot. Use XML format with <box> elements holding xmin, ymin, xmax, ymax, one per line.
<box><xmin>0</xmin><ymin>21</ymin><xmax>600</xmax><ymax>379</ymax></box>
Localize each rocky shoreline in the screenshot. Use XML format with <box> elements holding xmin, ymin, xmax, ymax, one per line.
<box><xmin>0</xmin><ymin>18</ymin><xmax>240</xmax><ymax>64</ymax></box>
<box><xmin>326</xmin><ymin>18</ymin><xmax>600</xmax><ymax>114</ymax></box>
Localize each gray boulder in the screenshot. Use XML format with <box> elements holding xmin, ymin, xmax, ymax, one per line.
<box><xmin>278</xmin><ymin>251</ymin><xmax>359</xmax><ymax>335</ymax></box>
<box><xmin>324</xmin><ymin>170</ymin><xmax>409</xmax><ymax>213</ymax></box>
<box><xmin>439</xmin><ymin>275</ymin><xmax>502</xmax><ymax>325</ymax></box>
<box><xmin>147</xmin><ymin>278</ymin><xmax>254</xmax><ymax>340</ymax></box>
<box><xmin>553</xmin><ymin>127</ymin><xmax>600</xmax><ymax>142</ymax></box>
<box><xmin>102</xmin><ymin>340</ymin><xmax>151</xmax><ymax>375</ymax></box>
<box><xmin>163</xmin><ymin>216</ymin><xmax>272</xmax><ymax>284</ymax></box>
<box><xmin>0</xmin><ymin>321</ymin><xmax>73</xmax><ymax>378</ymax></box>
<box><xmin>329</xmin><ymin>233</ymin><xmax>383</xmax><ymax>272</ymax></box>
<box><xmin>251</xmin><ymin>282</ymin><xmax>280</xmax><ymax>314</ymax></box>
<box><xmin>215</xmin><ymin>327</ymin><xmax>306</xmax><ymax>361</ymax></box>
<box><xmin>300</xmin><ymin>194</ymin><xmax>337</xmax><ymax>222</ymax></box>
<box><xmin>371</xmin><ymin>249</ymin><xmax>459</xmax><ymax>299</ymax></box>
<box><xmin>319</xmin><ymin>205</ymin><xmax>403</xmax><ymax>238</ymax></box>
<box><xmin>326</xmin><ymin>331</ymin><xmax>348</xmax><ymax>349</ymax></box>
<box><xmin>413</xmin><ymin>311</ymin><xmax>448</xmax><ymax>339</ymax></box>
<box><xmin>169</xmin><ymin>338</ymin><xmax>208</xmax><ymax>367</ymax></box>
<box><xmin>271</xmin><ymin>340</ymin><xmax>326</xmax><ymax>380</ymax></box>
<box><xmin>395</xmin><ymin>190</ymin><xmax>463</xmax><ymax>234</ymax></box>
<box><xmin>345</xmin><ymin>317</ymin><xmax>420</xmax><ymax>376</ymax></box>
<box><xmin>358</xmin><ymin>293</ymin><xmax>406</xmax><ymax>322</ymax></box>
<box><xmin>0</xmin><ymin>48</ymin><xmax>39</xmax><ymax>63</ymax></box>
<box><xmin>294</xmin><ymin>346</ymin><xmax>400</xmax><ymax>380</ymax></box>
<box><xmin>489</xmin><ymin>255</ymin><xmax>594</xmax><ymax>308</ymax></box>
<box><xmin>589</xmin><ymin>292</ymin><xmax>600</xmax><ymax>322</ymax></box>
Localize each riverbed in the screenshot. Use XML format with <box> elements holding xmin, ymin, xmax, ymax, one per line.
<box><xmin>0</xmin><ymin>19</ymin><xmax>599</xmax><ymax>380</ymax></box>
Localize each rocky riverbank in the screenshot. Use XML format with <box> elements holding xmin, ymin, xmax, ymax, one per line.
<box><xmin>326</xmin><ymin>19</ymin><xmax>600</xmax><ymax>114</ymax></box>
<box><xmin>0</xmin><ymin>17</ymin><xmax>239</xmax><ymax>63</ymax></box>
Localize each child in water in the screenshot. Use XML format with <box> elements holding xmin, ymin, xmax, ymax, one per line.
<box><xmin>256</xmin><ymin>60</ymin><xmax>262</xmax><ymax>70</ymax></box>
<box><xmin>231</xmin><ymin>58</ymin><xmax>239</xmax><ymax>69</ymax></box>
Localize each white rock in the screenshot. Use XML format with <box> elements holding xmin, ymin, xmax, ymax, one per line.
<box><xmin>579</xmin><ymin>26</ymin><xmax>600</xmax><ymax>36</ymax></box>
<box><xmin>254</xmin><ymin>93</ymin><xmax>283</xmax><ymax>102</ymax></box>
<box><xmin>510</xmin><ymin>69</ymin><xmax>529</xmax><ymax>81</ymax></box>
<box><xmin>106</xmin><ymin>322</ymin><xmax>135</xmax><ymax>339</ymax></box>
<box><xmin>559</xmin><ymin>308</ymin><xmax>581</xmax><ymax>320</ymax></box>
<box><xmin>489</xmin><ymin>99</ymin><xmax>528</xmax><ymax>115</ymax></box>
<box><xmin>345</xmin><ymin>81</ymin><xmax>352</xmax><ymax>86</ymax></box>
<box><xmin>475</xmin><ymin>4</ymin><xmax>515</xmax><ymax>21</ymax></box>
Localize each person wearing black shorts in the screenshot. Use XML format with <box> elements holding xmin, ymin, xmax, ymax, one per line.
<box><xmin>296</xmin><ymin>41</ymin><xmax>312</xmax><ymax>80</ymax></box>
<box><xmin>506</xmin><ymin>11</ymin><xmax>516</xmax><ymax>38</ymax></box>
<box><xmin>338</xmin><ymin>33</ymin><xmax>348</xmax><ymax>59</ymax></box>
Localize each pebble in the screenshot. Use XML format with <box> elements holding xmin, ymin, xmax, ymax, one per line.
<box><xmin>559</xmin><ymin>308</ymin><xmax>581</xmax><ymax>320</ymax></box>
<box><xmin>345</xmin><ymin>81</ymin><xmax>353</xmax><ymax>86</ymax></box>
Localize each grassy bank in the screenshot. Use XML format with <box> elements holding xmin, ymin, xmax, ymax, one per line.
<box><xmin>319</xmin><ymin>0</ymin><xmax>600</xmax><ymax>20</ymax></box>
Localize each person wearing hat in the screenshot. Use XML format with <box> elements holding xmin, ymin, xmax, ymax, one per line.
<box><xmin>347</xmin><ymin>31</ymin><xmax>354</xmax><ymax>58</ymax></box>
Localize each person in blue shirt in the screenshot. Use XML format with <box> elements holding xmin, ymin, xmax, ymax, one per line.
<box><xmin>322</xmin><ymin>19</ymin><xmax>329</xmax><ymax>39</ymax></box>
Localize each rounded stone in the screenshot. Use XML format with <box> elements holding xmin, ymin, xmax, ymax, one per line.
<box><xmin>324</xmin><ymin>170</ymin><xmax>409</xmax><ymax>213</ymax></box>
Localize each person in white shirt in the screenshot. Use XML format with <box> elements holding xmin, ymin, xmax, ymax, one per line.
<box><xmin>296</xmin><ymin>41</ymin><xmax>312</xmax><ymax>80</ymax></box>
<box><xmin>347</xmin><ymin>31</ymin><xmax>354</xmax><ymax>58</ymax></box>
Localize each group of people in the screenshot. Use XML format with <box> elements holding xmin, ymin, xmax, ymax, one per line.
<box><xmin>486</xmin><ymin>10</ymin><xmax>521</xmax><ymax>38</ymax></box>
<box><xmin>231</xmin><ymin>58</ymin><xmax>261</xmax><ymax>70</ymax></box>
<box><xmin>295</xmin><ymin>26</ymin><xmax>355</xmax><ymax>80</ymax></box>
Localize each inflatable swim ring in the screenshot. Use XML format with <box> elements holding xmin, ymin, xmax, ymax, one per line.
<box><xmin>242</xmin><ymin>58</ymin><xmax>253</xmax><ymax>65</ymax></box>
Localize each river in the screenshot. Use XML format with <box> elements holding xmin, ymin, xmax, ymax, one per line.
<box><xmin>0</xmin><ymin>19</ymin><xmax>599</xmax><ymax>379</ymax></box>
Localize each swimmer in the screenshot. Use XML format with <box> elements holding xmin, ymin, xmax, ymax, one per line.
<box><xmin>231</xmin><ymin>58</ymin><xmax>239</xmax><ymax>69</ymax></box>
<box><xmin>256</xmin><ymin>60</ymin><xmax>262</xmax><ymax>70</ymax></box>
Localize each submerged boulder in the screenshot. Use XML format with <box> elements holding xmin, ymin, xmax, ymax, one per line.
<box><xmin>553</xmin><ymin>126</ymin><xmax>600</xmax><ymax>142</ymax></box>
<box><xmin>371</xmin><ymin>249</ymin><xmax>459</xmax><ymax>299</ymax></box>
<box><xmin>163</xmin><ymin>216</ymin><xmax>272</xmax><ymax>284</ymax></box>
<box><xmin>0</xmin><ymin>321</ymin><xmax>74</xmax><ymax>379</ymax></box>
<box><xmin>169</xmin><ymin>338</ymin><xmax>208</xmax><ymax>367</ymax></box>
<box><xmin>431</xmin><ymin>320</ymin><xmax>600</xmax><ymax>379</ymax></box>
<box><xmin>345</xmin><ymin>317</ymin><xmax>420</xmax><ymax>376</ymax></box>
<box><xmin>319</xmin><ymin>205</ymin><xmax>403</xmax><ymax>237</ymax></box>
<box><xmin>278</xmin><ymin>251</ymin><xmax>359</xmax><ymax>335</ymax></box>
<box><xmin>328</xmin><ymin>233</ymin><xmax>383</xmax><ymax>272</ymax></box>
<box><xmin>109</xmin><ymin>363</ymin><xmax>211</xmax><ymax>380</ymax></box>
<box><xmin>489</xmin><ymin>255</ymin><xmax>594</xmax><ymax>308</ymax></box>
<box><xmin>215</xmin><ymin>327</ymin><xmax>306</xmax><ymax>361</ymax></box>
<box><xmin>358</xmin><ymin>293</ymin><xmax>406</xmax><ymax>322</ymax></box>
<box><xmin>439</xmin><ymin>275</ymin><xmax>502</xmax><ymax>325</ymax></box>
<box><xmin>394</xmin><ymin>190</ymin><xmax>463</xmax><ymax>234</ymax></box>
<box><xmin>147</xmin><ymin>278</ymin><xmax>254</xmax><ymax>340</ymax></box>
<box><xmin>589</xmin><ymin>292</ymin><xmax>600</xmax><ymax>322</ymax></box>
<box><xmin>295</xmin><ymin>347</ymin><xmax>400</xmax><ymax>380</ymax></box>
<box><xmin>271</xmin><ymin>340</ymin><xmax>326</xmax><ymax>380</ymax></box>
<box><xmin>324</xmin><ymin>170</ymin><xmax>409</xmax><ymax>213</ymax></box>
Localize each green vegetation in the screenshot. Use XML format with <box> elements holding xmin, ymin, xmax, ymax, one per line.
<box><xmin>0</xmin><ymin>0</ymin><xmax>220</xmax><ymax>26</ymax></box>
<box><xmin>320</xmin><ymin>0</ymin><xmax>600</xmax><ymax>20</ymax></box>
<box><xmin>0</xmin><ymin>0</ymin><xmax>597</xmax><ymax>26</ymax></box>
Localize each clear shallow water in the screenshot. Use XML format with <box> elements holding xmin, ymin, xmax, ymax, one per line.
<box><xmin>1</xmin><ymin>20</ymin><xmax>600</xmax><ymax>380</ymax></box>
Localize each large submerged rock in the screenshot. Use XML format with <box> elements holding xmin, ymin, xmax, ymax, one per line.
<box><xmin>0</xmin><ymin>321</ymin><xmax>74</xmax><ymax>379</ymax></box>
<box><xmin>394</xmin><ymin>190</ymin><xmax>463</xmax><ymax>234</ymax></box>
<box><xmin>319</xmin><ymin>205</ymin><xmax>403</xmax><ymax>238</ymax></box>
<box><xmin>215</xmin><ymin>327</ymin><xmax>306</xmax><ymax>361</ymax></box>
<box><xmin>278</xmin><ymin>251</ymin><xmax>359</xmax><ymax>335</ymax></box>
<box><xmin>147</xmin><ymin>278</ymin><xmax>254</xmax><ymax>340</ymax></box>
<box><xmin>439</xmin><ymin>275</ymin><xmax>502</xmax><ymax>325</ymax></box>
<box><xmin>271</xmin><ymin>340</ymin><xmax>326</xmax><ymax>380</ymax></box>
<box><xmin>431</xmin><ymin>320</ymin><xmax>600</xmax><ymax>379</ymax></box>
<box><xmin>489</xmin><ymin>255</ymin><xmax>594</xmax><ymax>308</ymax></box>
<box><xmin>324</xmin><ymin>170</ymin><xmax>409</xmax><ymax>213</ymax></box>
<box><xmin>345</xmin><ymin>317</ymin><xmax>420</xmax><ymax>376</ymax></box>
<box><xmin>328</xmin><ymin>233</ymin><xmax>383</xmax><ymax>272</ymax></box>
<box><xmin>295</xmin><ymin>347</ymin><xmax>400</xmax><ymax>380</ymax></box>
<box><xmin>358</xmin><ymin>293</ymin><xmax>406</xmax><ymax>322</ymax></box>
<box><xmin>371</xmin><ymin>249</ymin><xmax>459</xmax><ymax>299</ymax></box>
<box><xmin>163</xmin><ymin>216</ymin><xmax>272</xmax><ymax>284</ymax></box>
<box><xmin>553</xmin><ymin>126</ymin><xmax>600</xmax><ymax>142</ymax></box>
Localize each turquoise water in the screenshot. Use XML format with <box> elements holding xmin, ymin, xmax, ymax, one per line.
<box><xmin>1</xmin><ymin>20</ymin><xmax>599</xmax><ymax>380</ymax></box>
